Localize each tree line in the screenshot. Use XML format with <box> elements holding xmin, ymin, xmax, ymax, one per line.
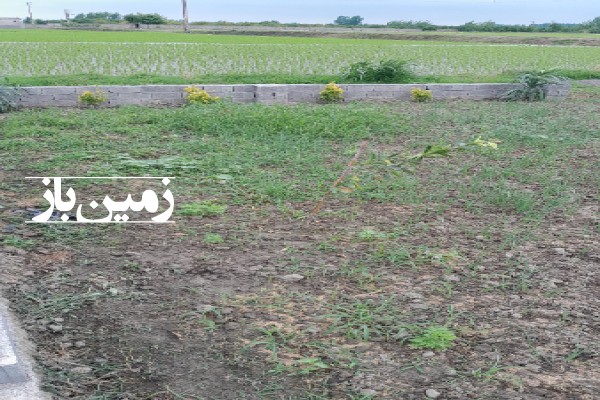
<box><xmin>26</xmin><ymin>12</ymin><xmax>168</xmax><ymax>25</ymax></box>
<box><xmin>23</xmin><ymin>12</ymin><xmax>600</xmax><ymax>34</ymax></box>
<box><xmin>334</xmin><ymin>15</ymin><xmax>600</xmax><ymax>33</ymax></box>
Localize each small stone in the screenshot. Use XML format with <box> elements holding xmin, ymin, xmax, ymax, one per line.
<box><xmin>474</xmin><ymin>344</ymin><xmax>493</xmax><ymax>353</ymax></box>
<box><xmin>23</xmin><ymin>271</ymin><xmax>35</xmax><ymax>277</ymax></box>
<box><xmin>553</xmin><ymin>248</ymin><xmax>566</xmax><ymax>256</ymax></box>
<box><xmin>225</xmin><ymin>322</ymin><xmax>240</xmax><ymax>331</ymax></box>
<box><xmin>426</xmin><ymin>389</ymin><xmax>441</xmax><ymax>399</ymax></box>
<box><xmin>525</xmin><ymin>364</ymin><xmax>542</xmax><ymax>373</ymax></box>
<box><xmin>48</xmin><ymin>324</ymin><xmax>63</xmax><ymax>333</ymax></box>
<box><xmin>197</xmin><ymin>304</ymin><xmax>216</xmax><ymax>313</ymax></box>
<box><xmin>443</xmin><ymin>275</ymin><xmax>460</xmax><ymax>282</ymax></box>
<box><xmin>279</xmin><ymin>274</ymin><xmax>305</xmax><ymax>282</ymax></box>
<box><xmin>422</xmin><ymin>351</ymin><xmax>435</xmax><ymax>358</ymax></box>
<box><xmin>305</xmin><ymin>326</ymin><xmax>321</xmax><ymax>334</ymax></box>
<box><xmin>475</xmin><ymin>235</ymin><xmax>485</xmax><ymax>241</ymax></box>
<box><xmin>75</xmin><ymin>341</ymin><xmax>86</xmax><ymax>348</ymax></box>
<box><xmin>221</xmin><ymin>307</ymin><xmax>234</xmax><ymax>315</ymax></box>
<box><xmin>53</xmin><ymin>318</ymin><xmax>64</xmax><ymax>323</ymax></box>
<box><xmin>71</xmin><ymin>366</ymin><xmax>92</xmax><ymax>374</ymax></box>
<box><xmin>4</xmin><ymin>246</ymin><xmax>27</xmax><ymax>256</ymax></box>
<box><xmin>360</xmin><ymin>389</ymin><xmax>377</xmax><ymax>396</ymax></box>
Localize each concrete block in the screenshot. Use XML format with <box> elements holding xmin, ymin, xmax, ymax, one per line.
<box><xmin>15</xmin><ymin>82</ymin><xmax>569</xmax><ymax>108</ymax></box>
<box><xmin>254</xmin><ymin>85</ymin><xmax>288</xmax><ymax>104</ymax></box>
<box><xmin>230</xmin><ymin>92</ymin><xmax>256</xmax><ymax>103</ymax></box>
<box><xmin>150</xmin><ymin>92</ymin><xmax>183</xmax><ymax>101</ymax></box>
<box><xmin>18</xmin><ymin>95</ymin><xmax>56</xmax><ymax>107</ymax></box>
<box><xmin>364</xmin><ymin>91</ymin><xmax>398</xmax><ymax>99</ymax></box>
<box><xmin>50</xmin><ymin>100</ymin><xmax>80</xmax><ymax>107</ymax></box>
<box><xmin>106</xmin><ymin>86</ymin><xmax>142</xmax><ymax>94</ymax></box>
<box><xmin>51</xmin><ymin>94</ymin><xmax>80</xmax><ymax>102</ymax></box>
<box><xmin>18</xmin><ymin>88</ymin><xmax>43</xmax><ymax>96</ymax></box>
<box><xmin>288</xmin><ymin>86</ymin><xmax>320</xmax><ymax>103</ymax></box>
<box><xmin>40</xmin><ymin>86</ymin><xmax>76</xmax><ymax>95</ymax></box>
<box><xmin>110</xmin><ymin>93</ymin><xmax>152</xmax><ymax>105</ymax></box>
<box><xmin>344</xmin><ymin>92</ymin><xmax>368</xmax><ymax>101</ymax></box>
<box><xmin>202</xmin><ymin>85</ymin><xmax>235</xmax><ymax>93</ymax></box>
<box><xmin>288</xmin><ymin>94</ymin><xmax>319</xmax><ymax>103</ymax></box>
<box><xmin>232</xmin><ymin>85</ymin><xmax>255</xmax><ymax>93</ymax></box>
<box><xmin>141</xmin><ymin>85</ymin><xmax>186</xmax><ymax>93</ymax></box>
<box><xmin>369</xmin><ymin>84</ymin><xmax>411</xmax><ymax>92</ymax></box>
<box><xmin>344</xmin><ymin>85</ymin><xmax>375</xmax><ymax>93</ymax></box>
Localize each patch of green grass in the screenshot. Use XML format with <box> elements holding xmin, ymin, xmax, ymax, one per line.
<box><xmin>1</xmin><ymin>98</ymin><xmax>597</xmax><ymax>219</ymax></box>
<box><xmin>357</xmin><ymin>228</ymin><xmax>389</xmax><ymax>241</ymax></box>
<box><xmin>178</xmin><ymin>200</ymin><xmax>228</xmax><ymax>217</ymax></box>
<box><xmin>326</xmin><ymin>297</ymin><xmax>407</xmax><ymax>341</ymax></box>
<box><xmin>203</xmin><ymin>232</ymin><xmax>224</xmax><ymax>244</ymax></box>
<box><xmin>409</xmin><ymin>326</ymin><xmax>457</xmax><ymax>350</ymax></box>
<box><xmin>2</xmin><ymin>235</ymin><xmax>35</xmax><ymax>249</ymax></box>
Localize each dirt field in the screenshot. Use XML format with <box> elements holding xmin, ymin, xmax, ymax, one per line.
<box><xmin>1</xmin><ymin>89</ymin><xmax>599</xmax><ymax>399</ymax></box>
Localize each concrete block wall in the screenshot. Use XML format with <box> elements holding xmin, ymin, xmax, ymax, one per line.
<box><xmin>16</xmin><ymin>83</ymin><xmax>570</xmax><ymax>108</ymax></box>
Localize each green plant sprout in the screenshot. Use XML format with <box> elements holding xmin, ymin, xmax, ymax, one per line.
<box><xmin>409</xmin><ymin>326</ymin><xmax>457</xmax><ymax>350</ymax></box>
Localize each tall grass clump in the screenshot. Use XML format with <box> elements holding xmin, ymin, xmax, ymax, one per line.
<box><xmin>342</xmin><ymin>60</ymin><xmax>415</xmax><ymax>83</ymax></box>
<box><xmin>501</xmin><ymin>69</ymin><xmax>567</xmax><ymax>101</ymax></box>
<box><xmin>0</xmin><ymin>77</ymin><xmax>20</xmax><ymax>113</ymax></box>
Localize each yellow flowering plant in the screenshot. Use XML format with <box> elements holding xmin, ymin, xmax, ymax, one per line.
<box><xmin>319</xmin><ymin>82</ymin><xmax>344</xmax><ymax>103</ymax></box>
<box><xmin>184</xmin><ymin>86</ymin><xmax>220</xmax><ymax>104</ymax></box>
<box><xmin>78</xmin><ymin>88</ymin><xmax>108</xmax><ymax>107</ymax></box>
<box><xmin>411</xmin><ymin>87</ymin><xmax>433</xmax><ymax>102</ymax></box>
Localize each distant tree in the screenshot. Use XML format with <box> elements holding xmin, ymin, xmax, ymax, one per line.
<box><xmin>258</xmin><ymin>20</ymin><xmax>281</xmax><ymax>26</ymax></box>
<box><xmin>334</xmin><ymin>15</ymin><xmax>364</xmax><ymax>26</ymax></box>
<box><xmin>72</xmin><ymin>11</ymin><xmax>122</xmax><ymax>23</ymax></box>
<box><xmin>586</xmin><ymin>16</ymin><xmax>600</xmax><ymax>33</ymax></box>
<box><xmin>124</xmin><ymin>13</ymin><xmax>167</xmax><ymax>26</ymax></box>
<box><xmin>546</xmin><ymin>21</ymin><xmax>563</xmax><ymax>32</ymax></box>
<box><xmin>387</xmin><ymin>20</ymin><xmax>436</xmax><ymax>31</ymax></box>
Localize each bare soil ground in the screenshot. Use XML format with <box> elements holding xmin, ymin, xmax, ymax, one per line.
<box><xmin>0</xmin><ymin>93</ymin><xmax>598</xmax><ymax>399</ymax></box>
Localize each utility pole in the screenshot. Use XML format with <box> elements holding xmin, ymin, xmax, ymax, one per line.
<box><xmin>26</xmin><ymin>2</ymin><xmax>33</xmax><ymax>24</ymax></box>
<box><xmin>182</xmin><ymin>0</ymin><xmax>190</xmax><ymax>33</ymax></box>
<box><xmin>64</xmin><ymin>9</ymin><xmax>71</xmax><ymax>23</ymax></box>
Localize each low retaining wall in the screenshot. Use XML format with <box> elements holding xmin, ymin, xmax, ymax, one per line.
<box><xmin>17</xmin><ymin>83</ymin><xmax>570</xmax><ymax>108</ymax></box>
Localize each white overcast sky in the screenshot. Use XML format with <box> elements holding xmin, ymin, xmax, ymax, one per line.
<box><xmin>3</xmin><ymin>0</ymin><xmax>599</xmax><ymax>25</ymax></box>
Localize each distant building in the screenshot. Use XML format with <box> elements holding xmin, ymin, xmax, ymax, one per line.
<box><xmin>0</xmin><ymin>18</ymin><xmax>24</xmax><ymax>28</ymax></box>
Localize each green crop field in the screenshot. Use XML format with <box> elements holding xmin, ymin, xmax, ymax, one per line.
<box><xmin>1</xmin><ymin>27</ymin><xmax>599</xmax><ymax>400</ymax></box>
<box><xmin>2</xmin><ymin>29</ymin><xmax>599</xmax><ymax>85</ymax></box>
